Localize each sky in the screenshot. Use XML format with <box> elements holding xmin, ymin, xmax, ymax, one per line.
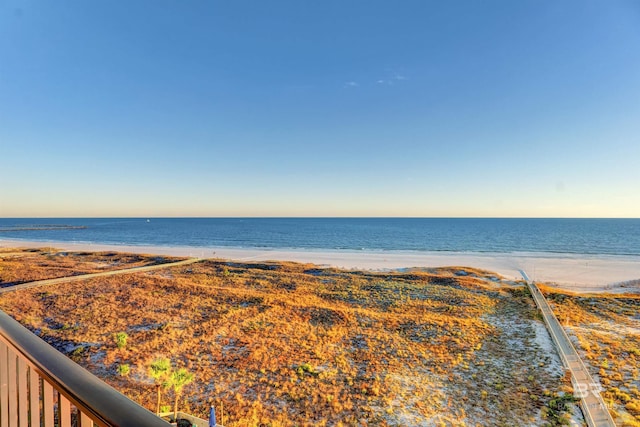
<box><xmin>1</xmin><ymin>1</ymin><xmax>639</xmax><ymax>218</ymax></box>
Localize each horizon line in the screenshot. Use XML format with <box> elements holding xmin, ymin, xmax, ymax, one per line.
<box><xmin>1</xmin><ymin>216</ymin><xmax>639</xmax><ymax>220</ymax></box>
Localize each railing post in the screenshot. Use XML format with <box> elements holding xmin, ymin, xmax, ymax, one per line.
<box><xmin>43</xmin><ymin>381</ymin><xmax>55</xmax><ymax>427</ymax></box>
<box><xmin>1</xmin><ymin>341</ymin><xmax>8</xmax><ymax>427</ymax></box>
<box><xmin>29</xmin><ymin>367</ymin><xmax>41</xmax><ymax>427</ymax></box>
<box><xmin>59</xmin><ymin>393</ymin><xmax>72</xmax><ymax>427</ymax></box>
<box><xmin>8</xmin><ymin>346</ymin><xmax>19</xmax><ymax>427</ymax></box>
<box><xmin>17</xmin><ymin>356</ymin><xmax>29</xmax><ymax>427</ymax></box>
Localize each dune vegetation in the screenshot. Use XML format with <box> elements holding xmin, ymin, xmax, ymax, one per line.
<box><xmin>0</xmin><ymin>249</ymin><xmax>590</xmax><ymax>426</ymax></box>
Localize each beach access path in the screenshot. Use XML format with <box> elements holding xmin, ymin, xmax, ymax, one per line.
<box><xmin>520</xmin><ymin>270</ymin><xmax>616</xmax><ymax>427</ymax></box>
<box><xmin>0</xmin><ymin>257</ymin><xmax>202</xmax><ymax>294</ymax></box>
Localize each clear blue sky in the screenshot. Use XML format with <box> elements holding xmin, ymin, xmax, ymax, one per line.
<box><xmin>1</xmin><ymin>1</ymin><xmax>639</xmax><ymax>217</ymax></box>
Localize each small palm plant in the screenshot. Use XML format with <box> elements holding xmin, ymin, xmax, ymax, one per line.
<box><xmin>171</xmin><ymin>368</ymin><xmax>195</xmax><ymax>422</ymax></box>
<box><xmin>117</xmin><ymin>363</ymin><xmax>130</xmax><ymax>376</ymax></box>
<box><xmin>114</xmin><ymin>332</ymin><xmax>128</xmax><ymax>349</ymax></box>
<box><xmin>148</xmin><ymin>357</ymin><xmax>171</xmax><ymax>415</ymax></box>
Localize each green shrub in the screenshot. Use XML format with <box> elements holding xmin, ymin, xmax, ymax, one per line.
<box><xmin>544</xmin><ymin>393</ymin><xmax>578</xmax><ymax>426</ymax></box>
<box><xmin>115</xmin><ymin>332</ymin><xmax>128</xmax><ymax>349</ymax></box>
<box><xmin>117</xmin><ymin>364</ymin><xmax>130</xmax><ymax>376</ymax></box>
<box><xmin>296</xmin><ymin>362</ymin><xmax>319</xmax><ymax>377</ymax></box>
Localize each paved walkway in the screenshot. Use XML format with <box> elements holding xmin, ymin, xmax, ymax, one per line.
<box><xmin>0</xmin><ymin>258</ymin><xmax>203</xmax><ymax>294</ymax></box>
<box><xmin>521</xmin><ymin>271</ymin><xmax>616</xmax><ymax>427</ymax></box>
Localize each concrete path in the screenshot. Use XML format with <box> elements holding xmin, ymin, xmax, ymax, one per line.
<box><xmin>0</xmin><ymin>258</ymin><xmax>203</xmax><ymax>294</ymax></box>
<box><xmin>524</xmin><ymin>275</ymin><xmax>616</xmax><ymax>427</ymax></box>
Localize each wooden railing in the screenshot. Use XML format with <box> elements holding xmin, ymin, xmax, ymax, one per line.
<box><xmin>0</xmin><ymin>310</ymin><xmax>171</xmax><ymax>427</ymax></box>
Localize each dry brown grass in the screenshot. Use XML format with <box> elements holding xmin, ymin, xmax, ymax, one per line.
<box><xmin>0</xmin><ymin>252</ymin><xmax>573</xmax><ymax>426</ymax></box>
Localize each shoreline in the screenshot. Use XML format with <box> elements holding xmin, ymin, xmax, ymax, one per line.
<box><xmin>2</xmin><ymin>239</ymin><xmax>640</xmax><ymax>293</ymax></box>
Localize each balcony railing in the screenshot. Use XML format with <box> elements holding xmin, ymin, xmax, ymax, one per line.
<box><xmin>0</xmin><ymin>309</ymin><xmax>171</xmax><ymax>427</ymax></box>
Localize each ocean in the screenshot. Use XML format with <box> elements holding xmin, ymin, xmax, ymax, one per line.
<box><xmin>1</xmin><ymin>218</ymin><xmax>639</xmax><ymax>257</ymax></box>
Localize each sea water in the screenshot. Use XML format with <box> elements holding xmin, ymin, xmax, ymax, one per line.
<box><xmin>1</xmin><ymin>218</ymin><xmax>639</xmax><ymax>256</ymax></box>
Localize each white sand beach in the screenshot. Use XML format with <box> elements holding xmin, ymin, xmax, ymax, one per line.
<box><xmin>2</xmin><ymin>239</ymin><xmax>639</xmax><ymax>293</ymax></box>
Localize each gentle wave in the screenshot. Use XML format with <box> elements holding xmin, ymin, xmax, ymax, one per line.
<box><xmin>0</xmin><ymin>218</ymin><xmax>639</xmax><ymax>256</ymax></box>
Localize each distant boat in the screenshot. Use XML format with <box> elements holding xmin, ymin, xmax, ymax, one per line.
<box><xmin>146</xmin><ymin>219</ymin><xmax>150</xmax><ymax>223</ymax></box>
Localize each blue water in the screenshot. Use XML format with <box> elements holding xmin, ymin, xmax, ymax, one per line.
<box><xmin>1</xmin><ymin>218</ymin><xmax>639</xmax><ymax>256</ymax></box>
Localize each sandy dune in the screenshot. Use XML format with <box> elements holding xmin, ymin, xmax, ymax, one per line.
<box><xmin>2</xmin><ymin>239</ymin><xmax>639</xmax><ymax>293</ymax></box>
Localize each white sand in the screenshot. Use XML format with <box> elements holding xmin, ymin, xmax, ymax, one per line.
<box><xmin>2</xmin><ymin>239</ymin><xmax>639</xmax><ymax>293</ymax></box>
